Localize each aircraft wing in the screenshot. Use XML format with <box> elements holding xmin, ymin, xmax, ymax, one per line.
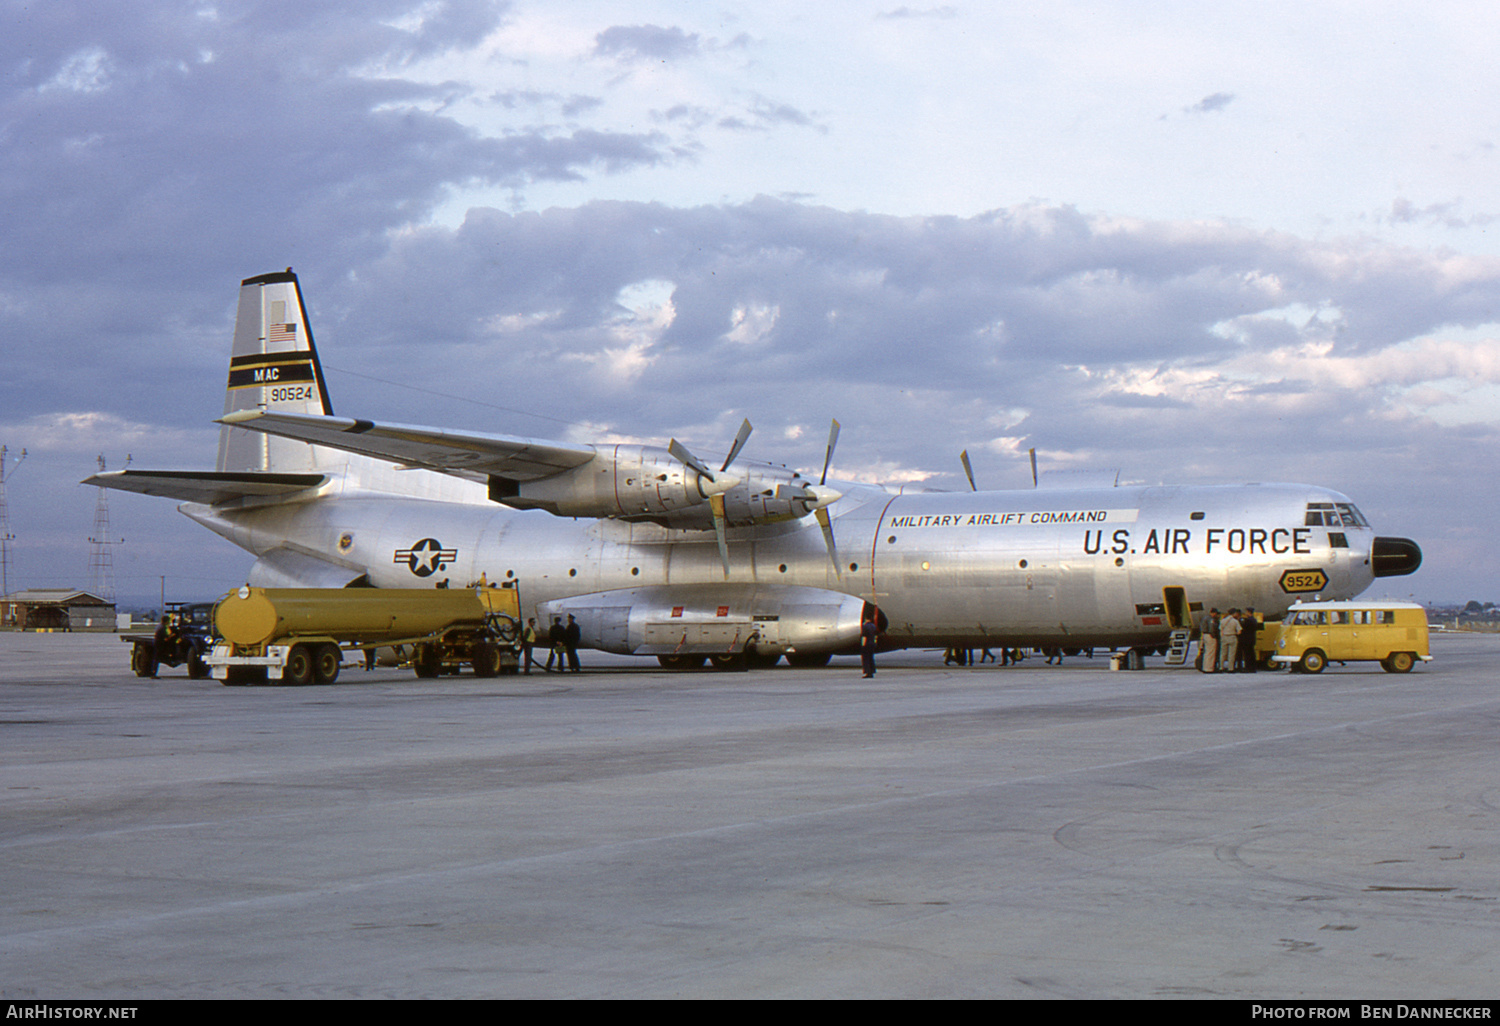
<box><xmin>84</xmin><ymin>470</ymin><xmax>327</xmax><ymax>505</ymax></box>
<box><xmin>218</xmin><ymin>410</ymin><xmax>597</xmax><ymax>481</ymax></box>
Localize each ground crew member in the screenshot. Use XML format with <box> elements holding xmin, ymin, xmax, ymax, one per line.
<box><xmin>861</xmin><ymin>614</ymin><xmax>878</xmax><ymax>678</ymax></box>
<box><xmin>523</xmin><ymin>618</ymin><xmax>538</xmax><ymax>674</ymax></box>
<box><xmin>1200</xmin><ymin>608</ymin><xmax>1220</xmax><ymax>673</ymax></box>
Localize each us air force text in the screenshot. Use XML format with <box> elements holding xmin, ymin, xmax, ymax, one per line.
<box><xmin>886</xmin><ymin>510</ymin><xmax>1315</xmax><ymax>556</ymax></box>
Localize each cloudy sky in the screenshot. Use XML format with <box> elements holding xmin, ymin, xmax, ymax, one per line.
<box><xmin>4</xmin><ymin>0</ymin><xmax>1499</xmax><ymax>605</ymax></box>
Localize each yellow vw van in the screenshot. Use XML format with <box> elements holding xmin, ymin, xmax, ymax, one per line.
<box><xmin>1270</xmin><ymin>601</ymin><xmax>1431</xmax><ymax>674</ymax></box>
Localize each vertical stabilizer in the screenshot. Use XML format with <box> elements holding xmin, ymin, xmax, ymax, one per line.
<box><xmin>216</xmin><ymin>270</ymin><xmax>336</xmax><ymax>473</ymax></box>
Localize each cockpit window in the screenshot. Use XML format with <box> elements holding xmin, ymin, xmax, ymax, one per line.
<box><xmin>1304</xmin><ymin>502</ymin><xmax>1369</xmax><ymax>528</ymax></box>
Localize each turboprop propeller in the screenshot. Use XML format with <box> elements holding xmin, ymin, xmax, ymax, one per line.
<box><xmin>668</xmin><ymin>418</ymin><xmax>753</xmax><ymax>576</ymax></box>
<box><xmin>671</xmin><ymin>418</ymin><xmax>845</xmax><ymax>578</ymax></box>
<box><xmin>775</xmin><ymin>419</ymin><xmax>843</xmax><ymax>575</ymax></box>
<box><xmin>960</xmin><ymin>449</ymin><xmax>977</xmax><ymax>491</ymax></box>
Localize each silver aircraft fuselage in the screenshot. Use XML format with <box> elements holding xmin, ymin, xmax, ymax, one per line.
<box><xmin>182</xmin><ymin>475</ymin><xmax>1386</xmax><ymax>651</ymax></box>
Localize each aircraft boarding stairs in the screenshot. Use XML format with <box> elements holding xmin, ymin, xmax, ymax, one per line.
<box><xmin>1163</xmin><ymin>627</ymin><xmax>1192</xmax><ymax>666</ymax></box>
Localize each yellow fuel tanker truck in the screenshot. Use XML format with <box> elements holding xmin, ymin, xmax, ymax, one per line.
<box><xmin>209</xmin><ymin>585</ymin><xmax>522</xmax><ymax>685</ymax></box>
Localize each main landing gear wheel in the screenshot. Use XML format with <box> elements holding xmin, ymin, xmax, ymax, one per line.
<box><xmin>657</xmin><ymin>654</ymin><xmax>707</xmax><ymax>670</ymax></box>
<box><xmin>744</xmin><ymin>649</ymin><xmax>782</xmax><ymax>669</ymax></box>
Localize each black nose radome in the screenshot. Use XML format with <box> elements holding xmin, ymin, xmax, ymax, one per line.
<box><xmin>1372</xmin><ymin>537</ymin><xmax>1422</xmax><ymax>577</ymax></box>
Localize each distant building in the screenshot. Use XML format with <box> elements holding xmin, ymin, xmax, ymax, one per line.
<box><xmin>0</xmin><ymin>589</ymin><xmax>117</xmax><ymax>631</ymax></box>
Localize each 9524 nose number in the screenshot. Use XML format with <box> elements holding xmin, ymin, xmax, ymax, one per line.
<box><xmin>1279</xmin><ymin>568</ymin><xmax>1329</xmax><ymax>593</ymax></box>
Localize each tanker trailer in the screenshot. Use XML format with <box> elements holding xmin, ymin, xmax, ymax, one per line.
<box><xmin>209</xmin><ymin>585</ymin><xmax>522</xmax><ymax>685</ymax></box>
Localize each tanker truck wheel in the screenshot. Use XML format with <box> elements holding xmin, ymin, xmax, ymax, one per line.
<box><xmin>472</xmin><ymin>641</ymin><xmax>501</xmax><ymax>678</ymax></box>
<box><xmin>313</xmin><ymin>643</ymin><xmax>341</xmax><ymax>685</ymax></box>
<box><xmin>412</xmin><ymin>644</ymin><xmax>441</xmax><ymax>679</ymax></box>
<box><xmin>283</xmin><ymin>644</ymin><xmax>315</xmax><ymax>686</ymax></box>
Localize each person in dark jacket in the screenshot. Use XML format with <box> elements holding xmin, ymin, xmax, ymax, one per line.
<box><xmin>564</xmin><ymin>614</ymin><xmax>581</xmax><ymax>672</ymax></box>
<box><xmin>545</xmin><ymin>617</ymin><xmax>564</xmax><ymax>672</ymax></box>
<box><xmin>860</xmin><ymin>616</ymin><xmax>878</xmax><ymax>678</ymax></box>
<box><xmin>1238</xmin><ymin>608</ymin><xmax>1259</xmax><ymax>672</ymax></box>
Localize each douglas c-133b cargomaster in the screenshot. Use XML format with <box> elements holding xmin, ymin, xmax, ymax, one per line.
<box><xmin>88</xmin><ymin>270</ymin><xmax>1423</xmax><ymax>669</ymax></box>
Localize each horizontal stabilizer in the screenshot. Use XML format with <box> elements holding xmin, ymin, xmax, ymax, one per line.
<box><xmin>219</xmin><ymin>410</ymin><xmax>596</xmax><ymax>482</ymax></box>
<box><xmin>84</xmin><ymin>469</ymin><xmax>326</xmax><ymax>505</ymax></box>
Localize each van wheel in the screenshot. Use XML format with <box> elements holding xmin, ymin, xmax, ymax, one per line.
<box><xmin>1384</xmin><ymin>651</ymin><xmax>1415</xmax><ymax>673</ymax></box>
<box><xmin>1299</xmin><ymin>649</ymin><xmax>1327</xmax><ymax>674</ymax></box>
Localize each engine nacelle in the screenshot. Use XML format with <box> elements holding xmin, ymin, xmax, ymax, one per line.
<box><xmin>538</xmin><ymin>583</ymin><xmax>869</xmax><ymax>656</ymax></box>
<box><xmin>716</xmin><ymin>466</ymin><xmax>824</xmax><ymax>526</ymax></box>
<box><xmin>491</xmin><ymin>447</ymin><xmax>840</xmax><ymax>531</ymax></box>
<box><xmin>491</xmin><ymin>445</ymin><xmax>710</xmax><ymax>520</ymax></box>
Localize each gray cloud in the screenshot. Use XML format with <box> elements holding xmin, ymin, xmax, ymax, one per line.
<box><xmin>716</xmin><ymin>96</ymin><xmax>823</xmax><ymax>133</ymax></box>
<box><xmin>489</xmin><ymin>90</ymin><xmax>605</xmax><ymax>119</ymax></box>
<box><xmin>1388</xmin><ymin>197</ymin><xmax>1497</xmax><ymax>230</ymax></box>
<box><xmin>1186</xmin><ymin>91</ymin><xmax>1236</xmax><ymax>114</ymax></box>
<box><xmin>876</xmin><ymin>6</ymin><xmax>959</xmax><ymax>19</ymax></box>
<box><xmin>593</xmin><ymin>25</ymin><xmax>703</xmax><ymax>63</ymax></box>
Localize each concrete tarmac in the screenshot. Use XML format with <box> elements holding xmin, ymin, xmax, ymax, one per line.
<box><xmin>1</xmin><ymin>631</ymin><xmax>1497</xmax><ymax>999</ymax></box>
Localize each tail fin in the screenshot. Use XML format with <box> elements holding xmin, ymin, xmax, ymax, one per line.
<box><xmin>216</xmin><ymin>270</ymin><xmax>337</xmax><ymax>473</ymax></box>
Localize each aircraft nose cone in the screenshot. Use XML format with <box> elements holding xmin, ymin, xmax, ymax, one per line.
<box><xmin>1372</xmin><ymin>536</ymin><xmax>1422</xmax><ymax>577</ymax></box>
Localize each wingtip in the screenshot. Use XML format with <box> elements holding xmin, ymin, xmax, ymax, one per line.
<box><xmin>218</xmin><ymin>409</ymin><xmax>264</xmax><ymax>425</ymax></box>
